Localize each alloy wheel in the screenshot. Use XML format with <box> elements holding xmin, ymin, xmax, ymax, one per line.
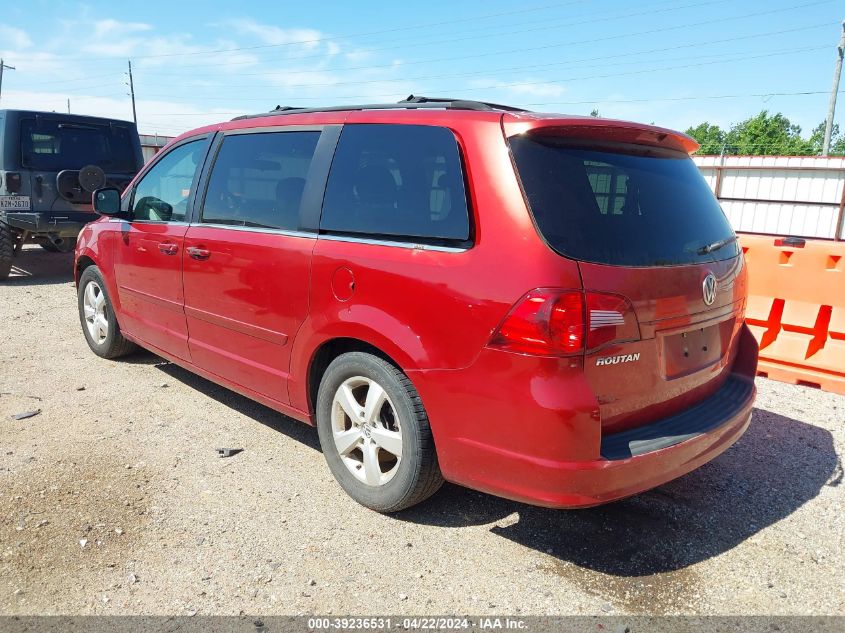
<box><xmin>83</xmin><ymin>281</ymin><xmax>109</xmax><ymax>345</ymax></box>
<box><xmin>331</xmin><ymin>376</ymin><xmax>403</xmax><ymax>486</ymax></box>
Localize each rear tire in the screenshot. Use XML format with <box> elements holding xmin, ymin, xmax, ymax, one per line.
<box><xmin>0</xmin><ymin>221</ymin><xmax>13</xmax><ymax>279</ymax></box>
<box><xmin>40</xmin><ymin>238</ymin><xmax>77</xmax><ymax>253</ymax></box>
<box><xmin>78</xmin><ymin>265</ymin><xmax>136</xmax><ymax>359</ymax></box>
<box><xmin>316</xmin><ymin>352</ymin><xmax>444</xmax><ymax>512</ymax></box>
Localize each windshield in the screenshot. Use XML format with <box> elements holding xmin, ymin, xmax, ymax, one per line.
<box><xmin>509</xmin><ymin>135</ymin><xmax>739</xmax><ymax>266</ymax></box>
<box><xmin>20</xmin><ymin>118</ymin><xmax>139</xmax><ymax>173</ymax></box>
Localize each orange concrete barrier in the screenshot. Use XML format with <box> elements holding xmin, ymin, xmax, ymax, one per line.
<box><xmin>740</xmin><ymin>234</ymin><xmax>845</xmax><ymax>395</ymax></box>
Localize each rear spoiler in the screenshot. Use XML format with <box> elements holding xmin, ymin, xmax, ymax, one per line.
<box><xmin>502</xmin><ymin>114</ymin><xmax>699</xmax><ymax>155</ymax></box>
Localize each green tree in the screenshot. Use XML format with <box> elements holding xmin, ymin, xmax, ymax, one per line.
<box><xmin>685</xmin><ymin>122</ymin><xmax>726</xmax><ymax>154</ymax></box>
<box><xmin>723</xmin><ymin>111</ymin><xmax>813</xmax><ymax>156</ymax></box>
<box><xmin>809</xmin><ymin>122</ymin><xmax>845</xmax><ymax>155</ymax></box>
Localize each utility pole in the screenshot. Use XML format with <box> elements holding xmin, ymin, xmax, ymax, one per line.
<box><xmin>822</xmin><ymin>21</ymin><xmax>845</xmax><ymax>156</ymax></box>
<box><xmin>0</xmin><ymin>58</ymin><xmax>16</xmax><ymax>105</ymax></box>
<box><xmin>127</xmin><ymin>59</ymin><xmax>137</xmax><ymax>125</ymax></box>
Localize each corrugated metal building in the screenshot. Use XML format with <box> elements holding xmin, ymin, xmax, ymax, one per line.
<box><xmin>693</xmin><ymin>155</ymin><xmax>845</xmax><ymax>240</ymax></box>
<box><xmin>139</xmin><ymin>133</ymin><xmax>173</xmax><ymax>163</ymax></box>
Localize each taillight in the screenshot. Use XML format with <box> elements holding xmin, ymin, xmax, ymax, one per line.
<box><xmin>489</xmin><ymin>289</ymin><xmax>584</xmax><ymax>356</ymax></box>
<box><xmin>586</xmin><ymin>291</ymin><xmax>640</xmax><ymax>350</ymax></box>
<box><xmin>5</xmin><ymin>172</ymin><xmax>22</xmax><ymax>193</ymax></box>
<box><xmin>489</xmin><ymin>289</ymin><xmax>640</xmax><ymax>356</ymax></box>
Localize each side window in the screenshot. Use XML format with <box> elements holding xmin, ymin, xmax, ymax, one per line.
<box><xmin>132</xmin><ymin>140</ymin><xmax>205</xmax><ymax>222</ymax></box>
<box><xmin>201</xmin><ymin>131</ymin><xmax>320</xmax><ymax>230</ymax></box>
<box><xmin>320</xmin><ymin>124</ymin><xmax>470</xmax><ymax>242</ymax></box>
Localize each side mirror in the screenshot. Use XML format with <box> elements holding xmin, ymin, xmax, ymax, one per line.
<box><xmin>92</xmin><ymin>188</ymin><xmax>122</xmax><ymax>216</ymax></box>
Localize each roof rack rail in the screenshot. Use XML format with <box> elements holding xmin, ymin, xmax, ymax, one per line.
<box><xmin>231</xmin><ymin>95</ymin><xmax>528</xmax><ymax>121</ymax></box>
<box><xmin>398</xmin><ymin>95</ymin><xmax>528</xmax><ymax>112</ymax></box>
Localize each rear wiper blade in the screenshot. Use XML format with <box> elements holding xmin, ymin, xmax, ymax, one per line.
<box><xmin>697</xmin><ymin>235</ymin><xmax>737</xmax><ymax>255</ymax></box>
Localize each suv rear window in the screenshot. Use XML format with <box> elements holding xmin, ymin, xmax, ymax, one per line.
<box><xmin>509</xmin><ymin>135</ymin><xmax>739</xmax><ymax>266</ymax></box>
<box><xmin>20</xmin><ymin>119</ymin><xmax>138</xmax><ymax>173</ymax></box>
<box><xmin>321</xmin><ymin>124</ymin><xmax>470</xmax><ymax>243</ymax></box>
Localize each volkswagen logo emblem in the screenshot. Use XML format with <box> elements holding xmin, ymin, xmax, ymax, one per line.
<box><xmin>702</xmin><ymin>273</ymin><xmax>717</xmax><ymax>306</ymax></box>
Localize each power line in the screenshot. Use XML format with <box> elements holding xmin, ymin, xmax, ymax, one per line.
<box><xmin>53</xmin><ymin>0</ymin><xmax>590</xmax><ymax>61</ymax></box>
<box><xmin>525</xmin><ymin>90</ymin><xmax>843</xmax><ymax>107</ymax></box>
<box><xmin>139</xmin><ymin>16</ymin><xmax>826</xmax><ymax>84</ymax></box>
<box><xmin>135</xmin><ymin>90</ymin><xmax>843</xmax><ymax>119</ymax></box>
<box><xmin>22</xmin><ymin>25</ymin><xmax>831</xmax><ymax>103</ymax></box>
<box><xmin>62</xmin><ymin>81</ymin><xmax>125</xmax><ymax>94</ymax></box>
<box><xmin>133</xmin><ymin>0</ymin><xmax>733</xmax><ymax>74</ymax></box>
<box><xmin>137</xmin><ymin>3</ymin><xmax>833</xmax><ymax>79</ymax></box>
<box><xmin>134</xmin><ymin>46</ymin><xmax>776</xmax><ymax>91</ymax></box>
<box><xmin>133</xmin><ymin>45</ymin><xmax>827</xmax><ymax>102</ymax></box>
<box><xmin>42</xmin><ymin>71</ymin><xmax>125</xmax><ymax>87</ymax></box>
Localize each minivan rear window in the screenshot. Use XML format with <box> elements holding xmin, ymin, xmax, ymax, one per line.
<box><xmin>321</xmin><ymin>124</ymin><xmax>470</xmax><ymax>244</ymax></box>
<box><xmin>20</xmin><ymin>119</ymin><xmax>138</xmax><ymax>173</ymax></box>
<box><xmin>509</xmin><ymin>135</ymin><xmax>739</xmax><ymax>266</ymax></box>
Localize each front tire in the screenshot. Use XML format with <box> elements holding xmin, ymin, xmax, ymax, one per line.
<box><xmin>316</xmin><ymin>352</ymin><xmax>443</xmax><ymax>512</ymax></box>
<box><xmin>78</xmin><ymin>265</ymin><xmax>136</xmax><ymax>359</ymax></box>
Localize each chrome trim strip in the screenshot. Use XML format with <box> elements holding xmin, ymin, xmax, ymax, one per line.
<box><xmin>188</xmin><ymin>222</ymin><xmax>315</xmax><ymax>238</ymax></box>
<box><xmin>108</xmin><ymin>220</ymin><xmax>467</xmax><ymax>251</ymax></box>
<box><xmin>106</xmin><ymin>219</ymin><xmax>191</xmax><ymax>225</ymax></box>
<box><xmin>317</xmin><ymin>234</ymin><xmax>468</xmax><ymax>253</ymax></box>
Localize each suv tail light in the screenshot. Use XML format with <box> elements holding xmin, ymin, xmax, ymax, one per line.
<box><xmin>489</xmin><ymin>289</ymin><xmax>639</xmax><ymax>356</ymax></box>
<box><xmin>4</xmin><ymin>172</ymin><xmax>22</xmax><ymax>193</ymax></box>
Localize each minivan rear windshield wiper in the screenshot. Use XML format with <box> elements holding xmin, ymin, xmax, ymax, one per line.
<box><xmin>696</xmin><ymin>235</ymin><xmax>737</xmax><ymax>255</ymax></box>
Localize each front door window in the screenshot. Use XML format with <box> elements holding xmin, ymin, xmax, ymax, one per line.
<box><xmin>131</xmin><ymin>140</ymin><xmax>205</xmax><ymax>222</ymax></box>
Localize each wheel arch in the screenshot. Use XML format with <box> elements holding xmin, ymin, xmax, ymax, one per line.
<box><xmin>75</xmin><ymin>254</ymin><xmax>96</xmax><ymax>287</ymax></box>
<box><xmin>305</xmin><ymin>337</ymin><xmax>408</xmax><ymax>416</ymax></box>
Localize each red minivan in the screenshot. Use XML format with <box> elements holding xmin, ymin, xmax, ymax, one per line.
<box><xmin>75</xmin><ymin>96</ymin><xmax>758</xmax><ymax>512</ymax></box>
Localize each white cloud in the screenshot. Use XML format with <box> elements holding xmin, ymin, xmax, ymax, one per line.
<box><xmin>92</xmin><ymin>19</ymin><xmax>152</xmax><ymax>38</ymax></box>
<box><xmin>83</xmin><ymin>19</ymin><xmax>154</xmax><ymax>56</ymax></box>
<box><xmin>0</xmin><ymin>25</ymin><xmax>32</xmax><ymax>49</ymax></box>
<box><xmin>470</xmin><ymin>78</ymin><xmax>566</xmax><ymax>99</ymax></box>
<box><xmin>132</xmin><ymin>38</ymin><xmax>260</xmax><ymax>71</ymax></box>
<box><xmin>0</xmin><ymin>14</ymin><xmax>417</xmax><ymax>133</ymax></box>
<box><xmin>1</xmin><ymin>88</ymin><xmax>236</xmax><ymax>137</ymax></box>
<box><xmin>225</xmin><ymin>19</ymin><xmax>323</xmax><ymax>50</ymax></box>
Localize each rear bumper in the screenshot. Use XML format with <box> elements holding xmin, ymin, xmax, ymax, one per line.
<box><xmin>411</xmin><ymin>335</ymin><xmax>757</xmax><ymax>509</ymax></box>
<box><xmin>2</xmin><ymin>211</ymin><xmax>94</xmax><ymax>237</ymax></box>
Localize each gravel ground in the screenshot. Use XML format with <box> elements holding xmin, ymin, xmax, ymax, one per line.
<box><xmin>0</xmin><ymin>246</ymin><xmax>843</xmax><ymax>617</ymax></box>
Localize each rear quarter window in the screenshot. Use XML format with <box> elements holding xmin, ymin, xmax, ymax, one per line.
<box><xmin>320</xmin><ymin>124</ymin><xmax>470</xmax><ymax>244</ymax></box>
<box><xmin>509</xmin><ymin>135</ymin><xmax>739</xmax><ymax>266</ymax></box>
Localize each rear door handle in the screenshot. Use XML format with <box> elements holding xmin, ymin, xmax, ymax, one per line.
<box><xmin>187</xmin><ymin>246</ymin><xmax>211</xmax><ymax>261</ymax></box>
<box><xmin>158</xmin><ymin>242</ymin><xmax>178</xmax><ymax>255</ymax></box>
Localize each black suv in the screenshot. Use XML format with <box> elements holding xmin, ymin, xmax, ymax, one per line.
<box><xmin>0</xmin><ymin>110</ymin><xmax>143</xmax><ymax>278</ymax></box>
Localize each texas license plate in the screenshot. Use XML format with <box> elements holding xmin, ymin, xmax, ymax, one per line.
<box><xmin>0</xmin><ymin>195</ymin><xmax>31</xmax><ymax>211</ymax></box>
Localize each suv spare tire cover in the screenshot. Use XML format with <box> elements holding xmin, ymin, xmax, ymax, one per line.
<box><xmin>79</xmin><ymin>164</ymin><xmax>107</xmax><ymax>192</ymax></box>
<box><xmin>56</xmin><ymin>170</ymin><xmax>84</xmax><ymax>202</ymax></box>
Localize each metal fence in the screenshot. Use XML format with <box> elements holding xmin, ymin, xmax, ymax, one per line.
<box><xmin>693</xmin><ymin>155</ymin><xmax>845</xmax><ymax>241</ymax></box>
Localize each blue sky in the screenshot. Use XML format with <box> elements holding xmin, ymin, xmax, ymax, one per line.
<box><xmin>0</xmin><ymin>0</ymin><xmax>841</xmax><ymax>137</ymax></box>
